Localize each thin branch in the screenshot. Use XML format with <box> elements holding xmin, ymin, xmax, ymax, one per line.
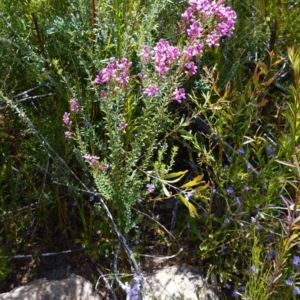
<box><xmin>132</xmin><ymin>207</ymin><xmax>178</xmax><ymax>243</ymax></box>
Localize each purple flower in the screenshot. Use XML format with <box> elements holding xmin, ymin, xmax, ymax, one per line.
<box><xmin>146</xmin><ymin>184</ymin><xmax>155</xmax><ymax>193</ymax></box>
<box><xmin>183</xmin><ymin>44</ymin><xmax>203</xmax><ymax>59</ymax></box>
<box><xmin>226</xmin><ymin>187</ymin><xmax>234</xmax><ymax>195</ymax></box>
<box><xmin>100</xmin><ymin>90</ymin><xmax>106</xmax><ymax>98</ymax></box>
<box><xmin>266</xmin><ymin>145</ymin><xmax>275</xmax><ymax>158</ymax></box>
<box><xmin>83</xmin><ymin>154</ymin><xmax>100</xmax><ymax>166</ymax></box>
<box><xmin>185</xmin><ymin>61</ymin><xmax>198</xmax><ymax>77</ymax></box>
<box><xmin>244</xmin><ymin>185</ymin><xmax>250</xmax><ymax>191</ymax></box>
<box><xmin>172</xmin><ymin>88</ymin><xmax>186</xmax><ymax>104</ymax></box>
<box><xmin>83</xmin><ymin>119</ymin><xmax>89</xmax><ymax>126</ymax></box>
<box><xmin>70</xmin><ymin>98</ymin><xmax>79</xmax><ymax>113</ymax></box>
<box><xmin>293</xmin><ymin>287</ymin><xmax>300</xmax><ymax>295</ymax></box>
<box><xmin>224</xmin><ymin>217</ymin><xmax>230</xmax><ymax>224</ymax></box>
<box><xmin>232</xmin><ymin>289</ymin><xmax>237</xmax><ymax>297</ymax></box>
<box><xmin>155</xmin><ymin>62</ymin><xmax>169</xmax><ymax>75</ymax></box>
<box><xmin>293</xmin><ymin>255</ymin><xmax>300</xmax><ymax>268</ymax></box>
<box><xmin>285</xmin><ymin>276</ymin><xmax>294</xmax><ymax>286</ymax></box>
<box><xmin>94</xmin><ymin>58</ymin><xmax>131</xmax><ymax>88</ymax></box>
<box><xmin>143</xmin><ymin>85</ymin><xmax>159</xmax><ymax>97</ymax></box>
<box><xmin>187</xmin><ymin>20</ymin><xmax>203</xmax><ymax>40</ymax></box>
<box><xmin>234</xmin><ymin>197</ymin><xmax>241</xmax><ymax>205</ymax></box>
<box><xmin>238</xmin><ymin>148</ymin><xmax>245</xmax><ymax>154</ymax></box>
<box><xmin>124</xmin><ymin>275</ymin><xmax>142</xmax><ymax>300</ymax></box>
<box><xmin>141</xmin><ymin>45</ymin><xmax>150</xmax><ymax>62</ymax></box>
<box><xmin>238</xmin><ymin>284</ymin><xmax>245</xmax><ymax>292</ymax></box>
<box><xmin>63</xmin><ymin>112</ymin><xmax>71</xmax><ymax>126</ymax></box>
<box><xmin>267</xmin><ymin>248</ymin><xmax>278</xmax><ymax>261</ymax></box>
<box><xmin>64</xmin><ymin>131</ymin><xmax>71</xmax><ymax>139</ymax></box>
<box><xmin>119</xmin><ymin>121</ymin><xmax>128</xmax><ymax>130</ymax></box>
<box><xmin>101</xmin><ymin>162</ymin><xmax>109</xmax><ymax>170</ymax></box>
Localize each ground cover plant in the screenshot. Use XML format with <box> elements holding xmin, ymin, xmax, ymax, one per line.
<box><xmin>0</xmin><ymin>0</ymin><xmax>299</xmax><ymax>299</ymax></box>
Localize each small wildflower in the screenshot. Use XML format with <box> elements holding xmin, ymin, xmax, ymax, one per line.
<box><xmin>266</xmin><ymin>145</ymin><xmax>275</xmax><ymax>158</ymax></box>
<box><xmin>124</xmin><ymin>275</ymin><xmax>142</xmax><ymax>300</ymax></box>
<box><xmin>227</xmin><ymin>187</ymin><xmax>234</xmax><ymax>195</ymax></box>
<box><xmin>293</xmin><ymin>255</ymin><xmax>300</xmax><ymax>268</ymax></box>
<box><xmin>238</xmin><ymin>148</ymin><xmax>245</xmax><ymax>154</ymax></box>
<box><xmin>101</xmin><ymin>162</ymin><xmax>109</xmax><ymax>170</ymax></box>
<box><xmin>225</xmin><ymin>283</ymin><xmax>231</xmax><ymax>289</ymax></box>
<box><xmin>146</xmin><ymin>184</ymin><xmax>155</xmax><ymax>193</ymax></box>
<box><xmin>232</xmin><ymin>289</ymin><xmax>237</xmax><ymax>297</ymax></box>
<box><xmin>224</xmin><ymin>217</ymin><xmax>230</xmax><ymax>224</ymax></box>
<box><xmin>64</xmin><ymin>131</ymin><xmax>71</xmax><ymax>139</ymax></box>
<box><xmin>70</xmin><ymin>98</ymin><xmax>79</xmax><ymax>113</ymax></box>
<box><xmin>83</xmin><ymin>119</ymin><xmax>89</xmax><ymax>126</ymax></box>
<box><xmin>63</xmin><ymin>112</ymin><xmax>71</xmax><ymax>126</ymax></box>
<box><xmin>83</xmin><ymin>154</ymin><xmax>100</xmax><ymax>166</ymax></box>
<box><xmin>267</xmin><ymin>248</ymin><xmax>278</xmax><ymax>261</ymax></box>
<box><xmin>293</xmin><ymin>287</ymin><xmax>300</xmax><ymax>295</ymax></box>
<box><xmin>285</xmin><ymin>276</ymin><xmax>294</xmax><ymax>286</ymax></box>
<box><xmin>185</xmin><ymin>61</ymin><xmax>198</xmax><ymax>77</ymax></box>
<box><xmin>238</xmin><ymin>284</ymin><xmax>245</xmax><ymax>292</ymax></box>
<box><xmin>244</xmin><ymin>185</ymin><xmax>250</xmax><ymax>191</ymax></box>
<box><xmin>119</xmin><ymin>121</ymin><xmax>128</xmax><ymax>130</ymax></box>
<box><xmin>171</xmin><ymin>88</ymin><xmax>186</xmax><ymax>104</ymax></box>
<box><xmin>72</xmin><ymin>201</ymin><xmax>77</xmax><ymax>206</ymax></box>
<box><xmin>143</xmin><ymin>85</ymin><xmax>159</xmax><ymax>97</ymax></box>
<box><xmin>234</xmin><ymin>197</ymin><xmax>241</xmax><ymax>205</ymax></box>
<box><xmin>100</xmin><ymin>90</ymin><xmax>106</xmax><ymax>98</ymax></box>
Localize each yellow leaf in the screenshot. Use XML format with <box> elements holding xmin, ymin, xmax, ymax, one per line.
<box><xmin>178</xmin><ymin>193</ymin><xmax>199</xmax><ymax>218</ymax></box>
<box><xmin>162</xmin><ymin>170</ymin><xmax>188</xmax><ymax>179</ymax></box>
<box><xmin>162</xmin><ymin>184</ymin><xmax>170</xmax><ymax>197</ymax></box>
<box><xmin>194</xmin><ymin>182</ymin><xmax>210</xmax><ymax>194</ymax></box>
<box><xmin>257</xmin><ymin>98</ymin><xmax>269</xmax><ymax>107</ymax></box>
<box><xmin>180</xmin><ymin>175</ymin><xmax>204</xmax><ymax>188</ymax></box>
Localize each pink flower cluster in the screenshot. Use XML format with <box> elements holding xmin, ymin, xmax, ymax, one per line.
<box><xmin>181</xmin><ymin>0</ymin><xmax>237</xmax><ymax>47</ymax></box>
<box><xmin>63</xmin><ymin>112</ymin><xmax>72</xmax><ymax>138</ymax></box>
<box><xmin>70</xmin><ymin>98</ymin><xmax>79</xmax><ymax>113</ymax></box>
<box><xmin>83</xmin><ymin>154</ymin><xmax>100</xmax><ymax>166</ymax></box>
<box><xmin>62</xmin><ymin>98</ymin><xmax>79</xmax><ymax>138</ymax></box>
<box><xmin>94</xmin><ymin>58</ymin><xmax>132</xmax><ymax>88</ymax></box>
<box><xmin>141</xmin><ymin>39</ymin><xmax>181</xmax><ymax>77</ymax></box>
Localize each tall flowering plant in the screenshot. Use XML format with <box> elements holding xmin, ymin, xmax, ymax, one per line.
<box><xmin>63</xmin><ymin>0</ymin><xmax>236</xmax><ymax>232</ymax></box>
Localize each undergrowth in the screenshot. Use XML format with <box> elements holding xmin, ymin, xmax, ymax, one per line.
<box><xmin>0</xmin><ymin>0</ymin><xmax>299</xmax><ymax>299</ymax></box>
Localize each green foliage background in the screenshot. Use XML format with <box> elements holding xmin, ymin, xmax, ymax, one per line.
<box><xmin>0</xmin><ymin>0</ymin><xmax>300</xmax><ymax>298</ymax></box>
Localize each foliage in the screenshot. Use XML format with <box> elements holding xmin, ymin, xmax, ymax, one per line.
<box><xmin>0</xmin><ymin>0</ymin><xmax>299</xmax><ymax>299</ymax></box>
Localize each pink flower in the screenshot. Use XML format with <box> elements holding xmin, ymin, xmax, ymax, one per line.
<box><xmin>63</xmin><ymin>112</ymin><xmax>71</xmax><ymax>126</ymax></box>
<box><xmin>119</xmin><ymin>121</ymin><xmax>128</xmax><ymax>130</ymax></box>
<box><xmin>141</xmin><ymin>45</ymin><xmax>151</xmax><ymax>62</ymax></box>
<box><xmin>64</xmin><ymin>131</ymin><xmax>71</xmax><ymax>139</ymax></box>
<box><xmin>172</xmin><ymin>88</ymin><xmax>186</xmax><ymax>104</ymax></box>
<box><xmin>143</xmin><ymin>85</ymin><xmax>159</xmax><ymax>97</ymax></box>
<box><xmin>70</xmin><ymin>98</ymin><xmax>79</xmax><ymax>113</ymax></box>
<box><xmin>83</xmin><ymin>154</ymin><xmax>100</xmax><ymax>166</ymax></box>
<box><xmin>94</xmin><ymin>58</ymin><xmax>131</xmax><ymax>88</ymax></box>
<box><xmin>187</xmin><ymin>21</ymin><xmax>203</xmax><ymax>40</ymax></box>
<box><xmin>185</xmin><ymin>61</ymin><xmax>198</xmax><ymax>77</ymax></box>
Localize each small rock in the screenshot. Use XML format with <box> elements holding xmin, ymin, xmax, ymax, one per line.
<box><xmin>0</xmin><ymin>274</ymin><xmax>102</xmax><ymax>300</ymax></box>
<box><xmin>142</xmin><ymin>265</ymin><xmax>220</xmax><ymax>300</ymax></box>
